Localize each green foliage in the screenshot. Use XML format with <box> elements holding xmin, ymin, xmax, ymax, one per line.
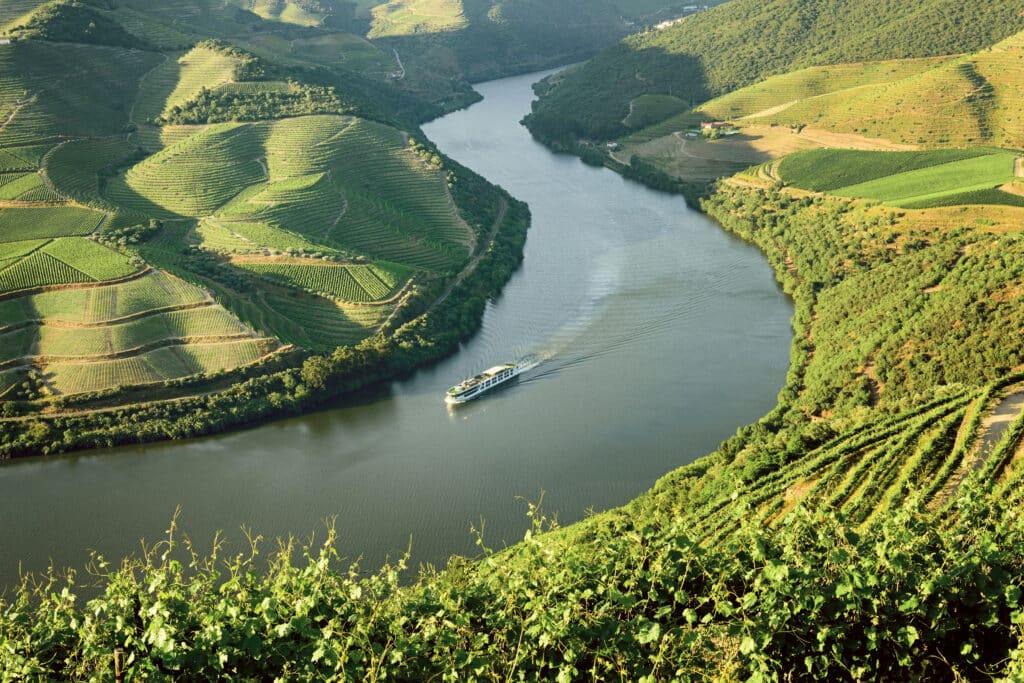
<box><xmin>526</xmin><ymin>0</ymin><xmax>1024</xmax><ymax>143</ymax></box>
<box><xmin>159</xmin><ymin>83</ymin><xmax>348</xmax><ymax>125</ymax></box>
<box><xmin>7</xmin><ymin>480</ymin><xmax>1024</xmax><ymax>680</ymax></box>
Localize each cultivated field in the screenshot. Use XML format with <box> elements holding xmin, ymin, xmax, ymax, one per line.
<box><xmin>780</xmin><ymin>148</ymin><xmax>1022</xmax><ymax>207</ymax></box>
<box><xmin>0</xmin><ymin>42</ymin><xmax>160</xmax><ymax>147</ymax></box>
<box><xmin>236</xmin><ymin>261</ymin><xmax>406</xmax><ymax>301</ymax></box>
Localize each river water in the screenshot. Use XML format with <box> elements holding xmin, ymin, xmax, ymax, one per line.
<box><xmin>0</xmin><ymin>71</ymin><xmax>792</xmax><ymax>585</ymax></box>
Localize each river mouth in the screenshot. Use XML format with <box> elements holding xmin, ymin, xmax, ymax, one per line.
<box><xmin>0</xmin><ymin>70</ymin><xmax>793</xmax><ymax>585</ymax></box>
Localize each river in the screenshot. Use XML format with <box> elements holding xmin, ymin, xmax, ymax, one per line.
<box><xmin>0</xmin><ymin>70</ymin><xmax>792</xmax><ymax>585</ymax></box>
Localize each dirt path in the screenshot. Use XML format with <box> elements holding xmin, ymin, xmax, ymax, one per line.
<box><xmin>934</xmin><ymin>388</ymin><xmax>1024</xmax><ymax>505</ymax></box>
<box><xmin>1015</xmin><ymin>156</ymin><xmax>1023</xmax><ymax>178</ymax></box>
<box><xmin>975</xmin><ymin>391</ymin><xmax>1024</xmax><ymax>461</ymax></box>
<box><xmin>424</xmin><ymin>196</ymin><xmax>507</xmax><ymax>314</ymax></box>
<box><xmin>391</xmin><ymin>49</ymin><xmax>405</xmax><ymax>80</ymax></box>
<box><xmin>0</xmin><ymin>94</ymin><xmax>36</xmax><ymax>136</ymax></box>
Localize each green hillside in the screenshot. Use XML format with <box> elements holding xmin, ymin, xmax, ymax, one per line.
<box><xmin>525</xmin><ymin>0</ymin><xmax>1024</xmax><ymax>143</ymax></box>
<box><xmin>732</xmin><ymin>29</ymin><xmax>1024</xmax><ymax>149</ymax></box>
<box><xmin>0</xmin><ymin>0</ymin><xmax>524</xmax><ymax>401</ymax></box>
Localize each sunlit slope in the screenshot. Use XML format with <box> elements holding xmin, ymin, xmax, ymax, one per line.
<box><xmin>732</xmin><ymin>29</ymin><xmax>1024</xmax><ymax>148</ymax></box>
<box><xmin>695</xmin><ymin>57</ymin><xmax>955</xmax><ymax>122</ymax></box>
<box><xmin>108</xmin><ymin>115</ymin><xmax>471</xmax><ymax>271</ymax></box>
<box><xmin>132</xmin><ymin>44</ymin><xmax>241</xmax><ymax>125</ymax></box>
<box><xmin>0</xmin><ymin>270</ymin><xmax>279</xmax><ymax>398</ymax></box>
<box><xmin>368</xmin><ymin>0</ymin><xmax>467</xmax><ymax>37</ymax></box>
<box><xmin>526</xmin><ymin>0</ymin><xmax>1024</xmax><ymax>142</ymax></box>
<box><xmin>107</xmin><ymin>123</ymin><xmax>266</xmax><ymax>218</ymax></box>
<box><xmin>0</xmin><ymin>0</ymin><xmax>49</xmax><ymax>32</ymax></box>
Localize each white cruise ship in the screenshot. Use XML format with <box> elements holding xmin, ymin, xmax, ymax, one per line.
<box><xmin>445</xmin><ymin>363</ymin><xmax>522</xmax><ymax>404</ymax></box>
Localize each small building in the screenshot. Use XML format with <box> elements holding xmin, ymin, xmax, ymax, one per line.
<box><xmin>606</xmin><ymin>142</ymin><xmax>622</xmax><ymax>151</ymax></box>
<box><xmin>700</xmin><ymin>121</ymin><xmax>729</xmax><ymax>131</ymax></box>
<box><xmin>0</xmin><ymin>37</ymin><xmax>11</xmax><ymax>46</ymax></box>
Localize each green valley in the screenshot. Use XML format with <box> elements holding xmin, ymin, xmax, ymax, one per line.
<box><xmin>7</xmin><ymin>0</ymin><xmax>1024</xmax><ymax>681</ymax></box>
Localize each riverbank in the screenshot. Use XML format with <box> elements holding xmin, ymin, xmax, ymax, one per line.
<box><xmin>0</xmin><ymin>70</ymin><xmax>793</xmax><ymax>585</ymax></box>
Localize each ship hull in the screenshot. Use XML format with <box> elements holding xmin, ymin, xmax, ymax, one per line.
<box><xmin>445</xmin><ymin>365</ymin><xmax>523</xmax><ymax>404</ymax></box>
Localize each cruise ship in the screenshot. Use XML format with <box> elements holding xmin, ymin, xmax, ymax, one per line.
<box><xmin>445</xmin><ymin>363</ymin><xmax>522</xmax><ymax>404</ymax></box>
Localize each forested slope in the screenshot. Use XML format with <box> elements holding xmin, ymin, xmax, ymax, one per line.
<box><xmin>525</xmin><ymin>0</ymin><xmax>1024</xmax><ymax>142</ymax></box>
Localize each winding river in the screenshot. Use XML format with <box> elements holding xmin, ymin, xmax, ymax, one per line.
<box><xmin>0</xmin><ymin>70</ymin><xmax>792</xmax><ymax>585</ymax></box>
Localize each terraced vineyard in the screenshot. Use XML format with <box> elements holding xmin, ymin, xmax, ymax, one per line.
<box><xmin>132</xmin><ymin>45</ymin><xmax>241</xmax><ymax>125</ymax></box>
<box><xmin>368</xmin><ymin>0</ymin><xmax>467</xmax><ymax>38</ymax></box>
<box><xmin>0</xmin><ymin>251</ymin><xmax>91</xmax><ymax>292</ymax></box>
<box><xmin>0</xmin><ymin>1</ymin><xmax>515</xmax><ymax>428</ymax></box>
<box><xmin>237</xmin><ymin>261</ymin><xmax>401</xmax><ymax>301</ymax></box>
<box><xmin>0</xmin><ymin>41</ymin><xmax>161</xmax><ymax>147</ymax></box>
<box><xmin>0</xmin><ymin>236</ymin><xmax>137</xmax><ymax>295</ymax></box>
<box><xmin>695</xmin><ymin>56</ymin><xmax>956</xmax><ymax>122</ymax></box>
<box><xmin>44</xmin><ymin>139</ymin><xmax>134</xmax><ymax>204</ymax></box>
<box><xmin>0</xmin><ymin>207</ymin><xmax>104</xmax><ymax>241</ymax></box>
<box><xmin>107</xmin><ymin>123</ymin><xmax>266</xmax><ymax>217</ymax></box>
<box><xmin>0</xmin><ymin>0</ymin><xmax>49</xmax><ymax>30</ymax></box>
<box><xmin>196</xmin><ymin>219</ymin><xmax>336</xmax><ymax>255</ymax></box>
<box><xmin>0</xmin><ymin>266</ymin><xmax>279</xmax><ymax>396</ymax></box>
<box><xmin>0</xmin><ymin>171</ymin><xmax>51</xmax><ymax>201</ymax></box>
